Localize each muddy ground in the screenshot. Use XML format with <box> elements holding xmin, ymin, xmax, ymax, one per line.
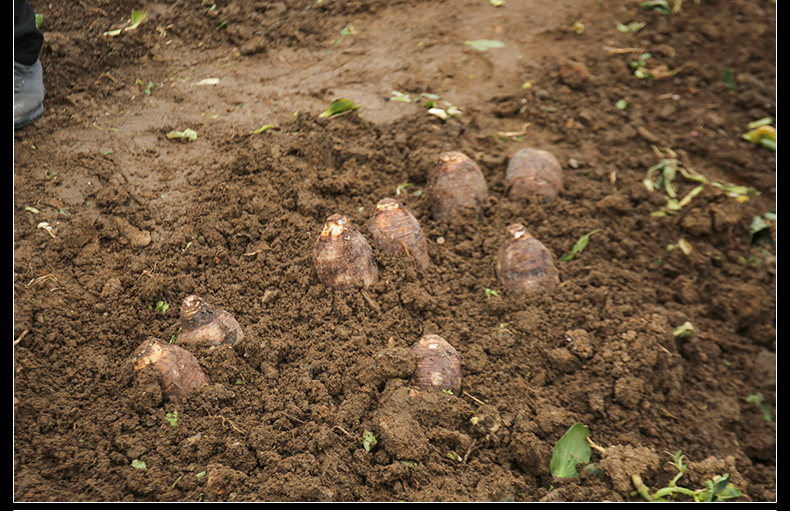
<box><xmin>13</xmin><ymin>0</ymin><xmax>776</xmax><ymax>503</ymax></box>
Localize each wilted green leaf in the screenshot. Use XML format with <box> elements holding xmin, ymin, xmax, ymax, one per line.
<box><xmin>698</xmin><ymin>474</ymin><xmax>742</xmax><ymax>502</ymax></box>
<box><xmin>388</xmin><ymin>91</ymin><xmax>413</xmax><ymax>103</ymax></box>
<box><xmin>561</xmin><ymin>229</ymin><xmax>600</xmax><ymax>262</ymax></box>
<box><xmin>129</xmin><ymin>10</ymin><xmax>146</xmax><ymax>30</ymax></box>
<box><xmin>550</xmin><ymin>423</ymin><xmax>591</xmax><ymax>478</ymax></box>
<box><xmin>427</xmin><ymin>102</ymin><xmax>462</xmax><ymax>120</ymax></box>
<box><xmin>464</xmin><ymin>39</ymin><xmax>506</xmax><ymax>51</ymax></box>
<box><xmin>640</xmin><ymin>0</ymin><xmax>673</xmax><ymax>15</ymax></box>
<box><xmin>748</xmin><ymin>211</ymin><xmax>776</xmax><ymax>245</ymax></box>
<box><xmin>747</xmin><ymin>116</ymin><xmax>774</xmax><ymax>130</ymax></box>
<box><xmin>319</xmin><ymin>98</ymin><xmax>361</xmax><ymax>118</ymax></box>
<box><xmin>742</xmin><ymin>123</ymin><xmax>776</xmax><ymax>151</ymax></box>
<box><xmin>711</xmin><ymin>181</ymin><xmax>761</xmax><ymax>198</ymax></box>
<box><xmin>616</xmin><ymin>21</ymin><xmax>645</xmax><ymax>33</ymax></box>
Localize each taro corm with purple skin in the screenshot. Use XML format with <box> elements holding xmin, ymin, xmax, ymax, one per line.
<box><xmin>177</xmin><ymin>295</ymin><xmax>243</xmax><ymax>346</ymax></box>
<box><xmin>411</xmin><ymin>334</ymin><xmax>462</xmax><ymax>395</ymax></box>
<box><xmin>313</xmin><ymin>214</ymin><xmax>379</xmax><ymax>290</ymax></box>
<box><xmin>131</xmin><ymin>337</ymin><xmax>209</xmax><ymax>400</ymax></box>
<box><xmin>426</xmin><ymin>151</ymin><xmax>488</xmax><ymax>221</ymax></box>
<box><xmin>367</xmin><ymin>198</ymin><xmax>431</xmax><ymax>270</ymax></box>
<box><xmin>495</xmin><ymin>223</ymin><xmax>560</xmax><ymax>294</ymax></box>
<box><xmin>504</xmin><ymin>148</ymin><xmax>563</xmax><ymax>202</ymax></box>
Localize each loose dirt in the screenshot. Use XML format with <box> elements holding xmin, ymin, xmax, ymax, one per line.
<box><xmin>13</xmin><ymin>0</ymin><xmax>776</xmax><ymax>502</ymax></box>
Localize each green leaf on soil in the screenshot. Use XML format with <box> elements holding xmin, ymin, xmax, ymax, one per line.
<box><xmin>550</xmin><ymin>423</ymin><xmax>591</xmax><ymax>478</ymax></box>
<box><xmin>149</xmin><ymin>301</ymin><xmax>170</xmax><ymax>314</ymax></box>
<box><xmin>748</xmin><ymin>210</ymin><xmax>776</xmax><ymax>245</ymax></box>
<box><xmin>165</xmin><ymin>411</ymin><xmax>179</xmax><ymax>427</ymax></box>
<box><xmin>128</xmin><ymin>10</ymin><xmax>146</xmax><ymax>30</ymax></box>
<box><xmin>640</xmin><ymin>0</ymin><xmax>673</xmax><ymax>15</ymax></box>
<box><xmin>698</xmin><ymin>474</ymin><xmax>743</xmax><ymax>502</ymax></box>
<box><xmin>464</xmin><ymin>39</ymin><xmax>506</xmax><ymax>51</ymax></box>
<box><xmin>252</xmin><ymin>124</ymin><xmax>273</xmax><ymax>134</ymax></box>
<box><xmin>742</xmin><ymin>121</ymin><xmax>776</xmax><ymax>151</ymax></box>
<box><xmin>616</xmin><ymin>21</ymin><xmax>645</xmax><ymax>34</ymax></box>
<box><xmin>136</xmin><ymin>79</ymin><xmax>154</xmax><ymax>95</ymax></box>
<box><xmin>746</xmin><ymin>393</ymin><xmax>773</xmax><ymax>422</ymax></box>
<box><xmin>319</xmin><ymin>98</ymin><xmax>361</xmax><ymax>118</ymax></box>
<box><xmin>131</xmin><ymin>459</ymin><xmax>147</xmax><ymax>470</ymax></box>
<box><xmin>363</xmin><ymin>430</ymin><xmax>379</xmax><ymax>452</ymax></box>
<box><xmin>722</xmin><ymin>67</ymin><xmax>737</xmax><ymax>90</ymax></box>
<box><xmin>672</xmin><ymin>321</ymin><xmax>694</xmax><ymax>338</ymax></box>
<box><xmin>561</xmin><ymin>229</ymin><xmax>600</xmax><ymax>262</ymax></box>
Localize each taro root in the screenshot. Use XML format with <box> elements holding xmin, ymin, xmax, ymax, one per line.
<box><xmin>504</xmin><ymin>148</ymin><xmax>563</xmax><ymax>202</ymax></box>
<box><xmin>131</xmin><ymin>337</ymin><xmax>209</xmax><ymax>399</ymax></box>
<box><xmin>367</xmin><ymin>198</ymin><xmax>431</xmax><ymax>270</ymax></box>
<box><xmin>411</xmin><ymin>334</ymin><xmax>462</xmax><ymax>395</ymax></box>
<box><xmin>177</xmin><ymin>294</ymin><xmax>243</xmax><ymax>346</ymax></box>
<box><xmin>495</xmin><ymin>223</ymin><xmax>560</xmax><ymax>294</ymax></box>
<box><xmin>426</xmin><ymin>151</ymin><xmax>488</xmax><ymax>221</ymax></box>
<box><xmin>313</xmin><ymin>214</ymin><xmax>379</xmax><ymax>289</ymax></box>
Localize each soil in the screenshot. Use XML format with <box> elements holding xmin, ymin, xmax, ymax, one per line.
<box><xmin>13</xmin><ymin>0</ymin><xmax>776</xmax><ymax>503</ymax></box>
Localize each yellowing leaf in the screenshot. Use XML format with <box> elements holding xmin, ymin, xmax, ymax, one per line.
<box><xmin>464</xmin><ymin>39</ymin><xmax>506</xmax><ymax>51</ymax></box>
<box><xmin>166</xmin><ymin>129</ymin><xmax>197</xmax><ymax>141</ymax></box>
<box><xmin>103</xmin><ymin>10</ymin><xmax>146</xmax><ymax>37</ymax></box>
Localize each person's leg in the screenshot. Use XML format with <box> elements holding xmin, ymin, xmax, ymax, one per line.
<box><xmin>15</xmin><ymin>0</ymin><xmax>43</xmax><ymax>66</ymax></box>
<box><xmin>14</xmin><ymin>0</ymin><xmax>46</xmax><ymax>129</ymax></box>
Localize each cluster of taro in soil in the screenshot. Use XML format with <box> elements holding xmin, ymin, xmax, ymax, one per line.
<box><xmin>136</xmin><ymin>148</ymin><xmax>563</xmax><ymax>409</ymax></box>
